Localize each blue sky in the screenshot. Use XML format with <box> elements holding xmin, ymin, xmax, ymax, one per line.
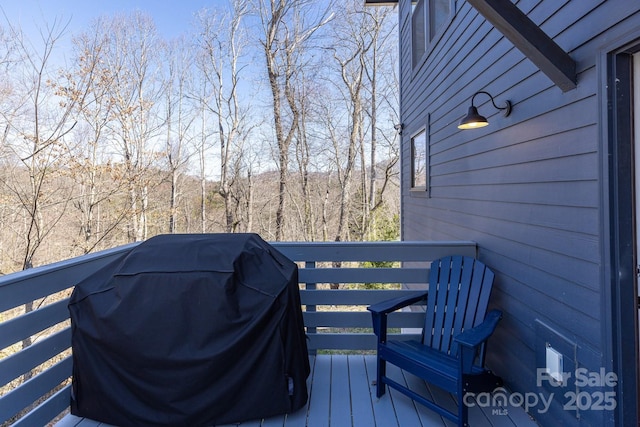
<box><xmin>1</xmin><ymin>0</ymin><xmax>216</xmax><ymax>40</ymax></box>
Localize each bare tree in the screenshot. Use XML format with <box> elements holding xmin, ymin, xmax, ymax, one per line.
<box><xmin>101</xmin><ymin>12</ymin><xmax>164</xmax><ymax>242</ymax></box>
<box><xmin>293</xmin><ymin>76</ymin><xmax>314</xmax><ymax>241</ymax></box>
<box><xmin>163</xmin><ymin>36</ymin><xmax>195</xmax><ymax>233</ymax></box>
<box><xmin>194</xmin><ymin>1</ymin><xmax>253</xmax><ymax>233</ymax></box>
<box><xmin>328</xmin><ymin>4</ymin><xmax>370</xmax><ymax>242</ymax></box>
<box><xmin>323</xmin><ymin>1</ymin><xmax>399</xmax><ymax>242</ymax></box>
<box><xmin>0</xmin><ymin>25</ymin><xmax>20</xmax><ymax>266</ymax></box>
<box><xmin>192</xmin><ymin>69</ymin><xmax>213</xmax><ymax>233</ymax></box>
<box><xmin>290</xmin><ymin>69</ymin><xmax>331</xmax><ymax>242</ymax></box>
<box><xmin>258</xmin><ymin>0</ymin><xmax>333</xmax><ymax>240</ymax></box>
<box><xmin>0</xmin><ymin>18</ymin><xmax>80</xmax><ymax>364</ymax></box>
<box><xmin>360</xmin><ymin>5</ymin><xmax>399</xmax><ymax>240</ymax></box>
<box><xmin>59</xmin><ymin>18</ymin><xmax>132</xmax><ymax>253</ymax></box>
<box><xmin>0</xmin><ymin>19</ymin><xmax>77</xmax><ymax>269</ymax></box>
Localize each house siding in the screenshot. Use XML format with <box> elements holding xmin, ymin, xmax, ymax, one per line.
<box><xmin>399</xmin><ymin>0</ymin><xmax>639</xmax><ymax>425</ymax></box>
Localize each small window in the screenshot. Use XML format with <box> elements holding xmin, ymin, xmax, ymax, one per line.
<box><xmin>429</xmin><ymin>0</ymin><xmax>450</xmax><ymax>40</ymax></box>
<box><xmin>412</xmin><ymin>0</ymin><xmax>452</xmax><ymax>68</ymax></box>
<box><xmin>411</xmin><ymin>0</ymin><xmax>426</xmax><ymax>66</ymax></box>
<box><xmin>411</xmin><ymin>129</ymin><xmax>427</xmax><ymax>190</ymax></box>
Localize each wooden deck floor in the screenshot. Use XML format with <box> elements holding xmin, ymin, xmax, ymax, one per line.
<box><xmin>56</xmin><ymin>355</ymin><xmax>539</xmax><ymax>427</ymax></box>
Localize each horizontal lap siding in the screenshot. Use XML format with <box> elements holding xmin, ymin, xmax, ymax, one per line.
<box><xmin>400</xmin><ymin>0</ymin><xmax>636</xmax><ymax>425</ymax></box>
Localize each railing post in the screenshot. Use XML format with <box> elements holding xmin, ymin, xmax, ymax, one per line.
<box><xmin>305</xmin><ymin>260</ymin><xmax>317</xmax><ymax>355</ymax></box>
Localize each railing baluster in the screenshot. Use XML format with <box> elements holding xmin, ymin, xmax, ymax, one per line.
<box><xmin>305</xmin><ymin>260</ymin><xmax>317</xmax><ymax>355</ymax></box>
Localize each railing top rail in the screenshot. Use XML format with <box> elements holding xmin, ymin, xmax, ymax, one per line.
<box><xmin>0</xmin><ymin>243</ymin><xmax>138</xmax><ymax>289</ymax></box>
<box><xmin>0</xmin><ymin>243</ymin><xmax>139</xmax><ymax>313</ymax></box>
<box><xmin>0</xmin><ymin>240</ymin><xmax>474</xmax><ymax>285</ymax></box>
<box><xmin>272</xmin><ymin>240</ymin><xmax>476</xmax><ymax>262</ymax></box>
<box><xmin>0</xmin><ymin>240</ymin><xmax>476</xmax><ymax>312</ymax></box>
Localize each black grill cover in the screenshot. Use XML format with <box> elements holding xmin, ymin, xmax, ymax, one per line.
<box><xmin>68</xmin><ymin>233</ymin><xmax>309</xmax><ymax>426</ymax></box>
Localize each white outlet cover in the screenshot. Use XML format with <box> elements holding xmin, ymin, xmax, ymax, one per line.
<box><xmin>546</xmin><ymin>345</ymin><xmax>564</xmax><ymax>383</ymax></box>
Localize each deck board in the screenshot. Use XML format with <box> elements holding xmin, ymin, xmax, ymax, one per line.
<box><xmin>347</xmin><ymin>356</ymin><xmax>375</xmax><ymax>427</ymax></box>
<box><xmin>329</xmin><ymin>355</ymin><xmax>351</xmax><ymax>427</ymax></box>
<box><xmin>57</xmin><ymin>355</ymin><xmax>538</xmax><ymax>427</ymax></box>
<box><xmin>364</xmin><ymin>355</ymin><xmax>399</xmax><ymax>427</ymax></box>
<box><xmin>400</xmin><ymin>368</ymin><xmax>448</xmax><ymax>426</ymax></box>
<box><xmin>386</xmin><ymin>363</ymin><xmax>424</xmax><ymax>426</ymax></box>
<box><xmin>307</xmin><ymin>354</ymin><xmax>331</xmax><ymax>427</ymax></box>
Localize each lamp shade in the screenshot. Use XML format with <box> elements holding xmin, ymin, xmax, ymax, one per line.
<box><xmin>458</xmin><ymin>106</ymin><xmax>489</xmax><ymax>130</ymax></box>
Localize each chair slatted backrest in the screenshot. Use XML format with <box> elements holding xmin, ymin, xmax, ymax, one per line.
<box><xmin>422</xmin><ymin>256</ymin><xmax>495</xmax><ymax>356</ymax></box>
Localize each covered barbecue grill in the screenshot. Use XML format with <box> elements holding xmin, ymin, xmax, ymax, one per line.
<box><xmin>68</xmin><ymin>233</ymin><xmax>309</xmax><ymax>426</ymax></box>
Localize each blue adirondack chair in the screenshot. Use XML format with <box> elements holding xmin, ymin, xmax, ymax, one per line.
<box><xmin>368</xmin><ymin>255</ymin><xmax>503</xmax><ymax>427</ymax></box>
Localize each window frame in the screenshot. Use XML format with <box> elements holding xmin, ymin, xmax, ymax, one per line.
<box><xmin>411</xmin><ymin>0</ymin><xmax>455</xmax><ymax>70</ymax></box>
<box><xmin>410</xmin><ymin>127</ymin><xmax>428</xmax><ymax>193</ymax></box>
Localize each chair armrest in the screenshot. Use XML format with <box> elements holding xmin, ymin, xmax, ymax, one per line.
<box><xmin>367</xmin><ymin>291</ymin><xmax>428</xmax><ymax>316</ymax></box>
<box><xmin>368</xmin><ymin>291</ymin><xmax>427</xmax><ymax>341</ymax></box>
<box><xmin>454</xmin><ymin>309</ymin><xmax>502</xmax><ymax>349</ymax></box>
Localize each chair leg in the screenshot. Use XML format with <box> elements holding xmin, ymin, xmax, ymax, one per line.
<box><xmin>458</xmin><ymin>379</ymin><xmax>469</xmax><ymax>427</ymax></box>
<box><xmin>458</xmin><ymin>396</ymin><xmax>469</xmax><ymax>427</ymax></box>
<box><xmin>376</xmin><ymin>357</ymin><xmax>386</xmax><ymax>398</ymax></box>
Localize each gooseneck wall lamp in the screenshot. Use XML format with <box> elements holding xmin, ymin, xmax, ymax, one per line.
<box><xmin>458</xmin><ymin>91</ymin><xmax>512</xmax><ymax>130</ymax></box>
